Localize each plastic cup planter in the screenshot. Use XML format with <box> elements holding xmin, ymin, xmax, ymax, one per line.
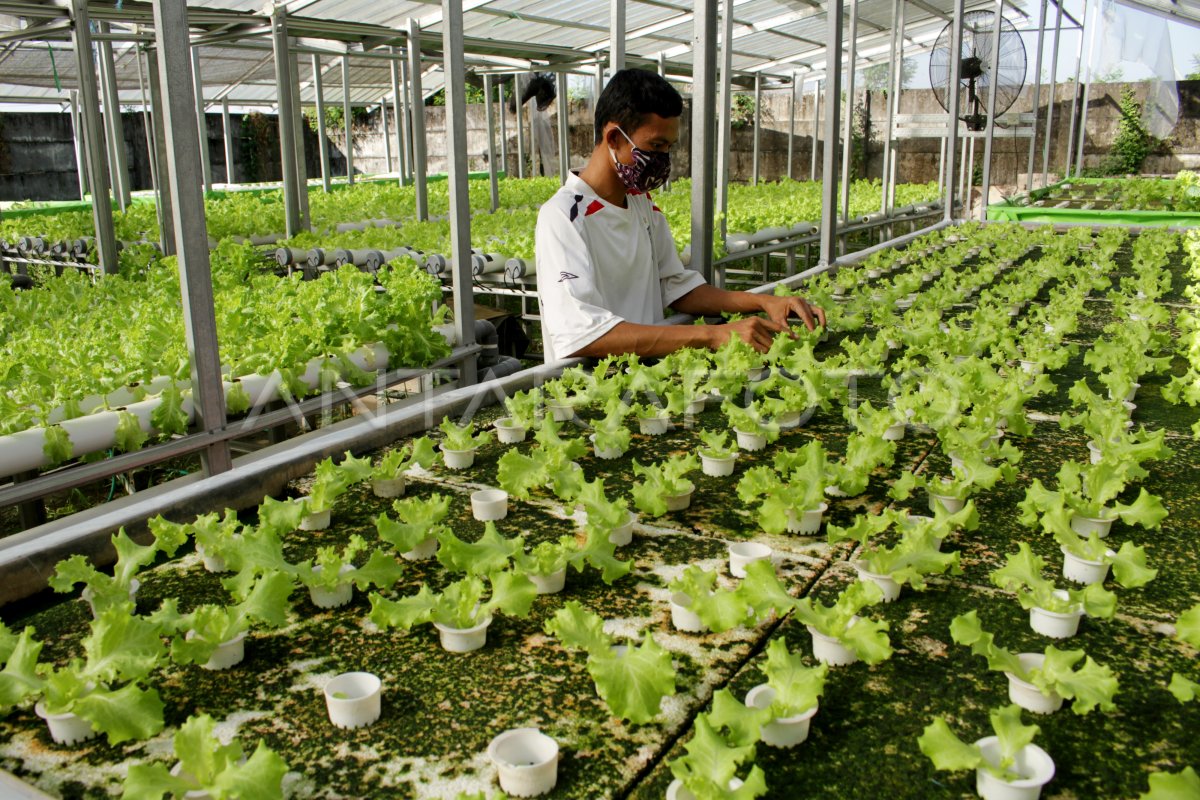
<box><xmin>882</xmin><ymin>420</ymin><xmax>907</xmax><ymax>441</ymax></box>
<box><xmin>785</xmin><ymin>503</ymin><xmax>829</xmax><ymax>535</ymax></box>
<box><xmin>1005</xmin><ymin>653</ymin><xmax>1064</xmax><ymax>715</ymax></box>
<box><xmin>309</xmin><ymin>564</ymin><xmax>355</xmax><ymax>609</ymax></box>
<box><xmin>807</xmin><ymin>618</ymin><xmax>860</xmax><ymax>666</ymax></box>
<box><xmin>545</xmin><ymin>400</ymin><xmax>574</xmax><ymax>423</ymax></box>
<box><xmin>35</xmin><ymin>702</ymin><xmax>97</xmax><ymax>746</ymax></box>
<box><xmin>323</xmin><ymin>672</ymin><xmax>383</xmax><ymax>730</ymax></box>
<box><xmin>441</xmin><ymin>447</ymin><xmax>478</xmax><ymax>470</ymax></box>
<box><xmin>401</xmin><ymin>537</ymin><xmax>439</xmax><ymax>562</ymax></box>
<box><xmin>589</xmin><ymin>434</ymin><xmax>624</xmax><ymax>461</ymax></box>
<box><xmin>471</xmin><ymin>489</ymin><xmax>509</xmax><ymax>522</ymax></box>
<box><xmin>435</xmin><ymin>616</ymin><xmax>493</xmax><ymax>653</ymax></box>
<box><xmin>700</xmin><ymin>450</ymin><xmax>737</xmax><ymax>477</ymax></box>
<box><xmin>664</xmin><ymin>481</ymin><xmax>697</xmax><ymax>512</ymax></box>
<box><xmin>1068</xmin><ymin>512</ymin><xmax>1114</xmax><ymax>539</ymax></box>
<box><xmin>670</xmin><ymin>592</ymin><xmax>708</xmax><ymax>633</ymax></box>
<box><xmin>667</xmin><ymin>778</ymin><xmax>745</xmax><ymax>800</ymax></box>
<box><xmin>733</xmin><ymin>428</ymin><xmax>767</xmax><ymax>452</ymax></box>
<box><xmin>607</xmin><ymin>510</ymin><xmax>637</xmax><ymax>546</ymax></box>
<box><xmin>928</xmin><ymin>487</ymin><xmax>967</xmax><ymax>515</ymax></box>
<box><xmin>1061</xmin><ymin>546</ymin><xmax>1116</xmax><ymax>585</ymax></box>
<box><xmin>201</xmin><ymin>631</ymin><xmax>247</xmax><ymax>671</ymax></box>
<box><xmin>637</xmin><ymin>412</ymin><xmax>671</xmax><ymax>436</ymax></box>
<box><xmin>198</xmin><ymin>546</ymin><xmax>227</xmax><ymax>573</ymax></box>
<box><xmin>488</xmin><ymin>727</ymin><xmax>560</xmax><ymax>798</ymax></box>
<box><xmin>529</xmin><ymin>568</ymin><xmax>567</xmax><ymax>595</ymax></box>
<box><xmin>745</xmin><ymin>685</ymin><xmax>819</xmax><ymax>748</ymax></box>
<box><xmin>493</xmin><ymin>417</ymin><xmax>528</xmax><ymax>444</ymax></box>
<box><xmin>728</xmin><ymin>542</ymin><xmax>772</xmax><ymax>578</ymax></box>
<box><xmin>299</xmin><ymin>508</ymin><xmax>331</xmax><ymax>531</ymax></box>
<box><xmin>684</xmin><ymin>396</ymin><xmax>707</xmax><ymax>416</ymax></box>
<box><xmin>853</xmin><ymin>561</ymin><xmax>902</xmax><ymax>603</ymax></box>
<box><xmin>371</xmin><ymin>474</ymin><xmax>407</xmax><ymax>499</ymax></box>
<box><xmin>975</xmin><ymin>736</ymin><xmax>1056</xmax><ymax>800</ymax></box>
<box><xmin>1029</xmin><ymin>591</ymin><xmax>1084</xmax><ymax>639</ymax></box>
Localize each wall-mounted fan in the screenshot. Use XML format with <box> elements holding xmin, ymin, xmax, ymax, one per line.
<box><xmin>929</xmin><ymin>10</ymin><xmax>1027</xmax><ymax>131</ymax></box>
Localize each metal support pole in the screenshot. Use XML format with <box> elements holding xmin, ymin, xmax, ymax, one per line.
<box><xmin>966</xmin><ymin>135</ymin><xmax>976</xmax><ymax>212</ymax></box>
<box><xmin>69</xmin><ymin>0</ymin><xmax>118</xmax><ymax>274</ymax></box>
<box><xmin>341</xmin><ymin>56</ymin><xmax>354</xmax><ymax>184</ymax></box>
<box><xmin>399</xmin><ymin>53</ymin><xmax>413</xmax><ymax>181</ymax></box>
<box><xmin>717</xmin><ymin>0</ymin><xmax>734</xmax><ymax>240</ymax></box>
<box><xmin>938</xmin><ymin>135</ymin><xmax>947</xmax><ymax>193</ymax></box>
<box><xmin>289</xmin><ymin>49</ymin><xmax>310</xmax><ymax>229</ymax></box>
<box><xmin>146</xmin><ymin>45</ymin><xmax>175</xmax><ymax>255</ymax></box>
<box><xmin>408</xmin><ymin>21</ymin><xmax>428</xmax><ymax>218</ymax></box>
<box><xmin>752</xmin><ymin>72</ymin><xmax>762</xmax><ymax>185</ymax></box>
<box><xmin>190</xmin><ymin>46</ymin><xmax>213</xmax><ymax>193</ymax></box>
<box><xmin>959</xmin><ymin>134</ymin><xmax>969</xmax><ymax>203</ymax></box>
<box><xmin>879</xmin><ymin>0</ymin><xmax>900</xmax><ymax>209</ymax></box>
<box><xmin>658</xmin><ymin>52</ymin><xmax>666</xmax><ymax>78</ymax></box>
<box><xmin>787</xmin><ymin>73</ymin><xmax>797</xmax><ymax>179</ymax></box>
<box><xmin>1074</xmin><ymin>0</ymin><xmax>1098</xmax><ymax>175</ymax></box>
<box><xmin>885</xmin><ymin>0</ymin><xmax>906</xmax><ymax>211</ymax></box>
<box><xmin>1042</xmin><ymin>0</ymin><xmax>1064</xmax><ymax>185</ymax></box>
<box><xmin>515</xmin><ymin>74</ymin><xmax>526</xmax><ymax>179</ymax></box>
<box><xmin>529</xmin><ymin>93</ymin><xmax>541</xmax><ymax>177</ymax></box>
<box><xmin>810</xmin><ymin>82</ymin><xmax>821</xmax><ymax>180</ymax></box>
<box><xmin>610</xmin><ymin>0</ymin><xmax>626</xmax><ymax>74</ymax></box>
<box><xmin>221</xmin><ymin>99</ymin><xmax>235</xmax><ymax>183</ymax></box>
<box><xmin>594</xmin><ymin>62</ymin><xmax>604</xmax><ymax>106</ymax></box>
<box><xmin>442</xmin><ymin>0</ymin><xmax>477</xmax><ymax>385</ymax></box>
<box><xmin>819</xmin><ymin>0</ymin><xmax>844</xmax><ymax>266</ymax></box>
<box><xmin>313</xmin><ymin>53</ymin><xmax>332</xmax><ymax>191</ymax></box>
<box><xmin>389</xmin><ymin>50</ymin><xmax>406</xmax><ymax>184</ymax></box>
<box><xmin>1026</xmin><ymin>0</ymin><xmax>1048</xmax><ymax>190</ymax></box>
<box><xmin>498</xmin><ymin>77</ymin><xmax>508</xmax><ymax>177</ymax></box>
<box><xmin>691</xmin><ymin>0</ymin><xmax>719</xmax><ymax>285</ymax></box>
<box><xmin>271</xmin><ymin>11</ymin><xmax>300</xmax><ymax>237</ymax></box>
<box><xmin>979</xmin><ymin>0</ymin><xmax>1004</xmax><ymax>221</ymax></box>
<box><xmin>1063</xmin><ymin>0</ymin><xmax>1089</xmax><ymax>177</ymax></box>
<box><xmin>484</xmin><ymin>73</ymin><xmax>499</xmax><ymax>210</ymax></box>
<box><xmin>839</xmin><ymin>0</ymin><xmax>859</xmax><ymax>221</ymax></box>
<box><xmin>69</xmin><ymin>90</ymin><xmax>88</xmax><ymax>199</ymax></box>
<box><xmin>97</xmin><ymin>23</ymin><xmax>130</xmax><ymax>211</ymax></box>
<box><xmin>382</xmin><ymin>95</ymin><xmax>392</xmax><ymax>173</ymax></box>
<box><xmin>151</xmin><ymin>0</ymin><xmax>232</xmax><ymax>475</ymax></box>
<box><xmin>556</xmin><ymin>71</ymin><xmax>570</xmax><ymax>182</ymax></box>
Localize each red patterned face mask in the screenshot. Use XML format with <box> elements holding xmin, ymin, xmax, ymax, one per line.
<box><xmin>608</xmin><ymin>126</ymin><xmax>671</xmax><ymax>193</ymax></box>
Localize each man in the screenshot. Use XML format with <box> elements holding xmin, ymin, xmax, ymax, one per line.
<box><xmin>534</xmin><ymin>68</ymin><xmax>825</xmax><ymax>363</ymax></box>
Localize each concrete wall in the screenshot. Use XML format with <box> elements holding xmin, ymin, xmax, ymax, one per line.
<box><xmin>4</xmin><ymin>80</ymin><xmax>1197</xmax><ymax>203</ymax></box>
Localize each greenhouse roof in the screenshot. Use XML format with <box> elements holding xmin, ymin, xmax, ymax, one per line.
<box><xmin>1</xmin><ymin>0</ymin><xmax>1189</xmax><ymax>110</ymax></box>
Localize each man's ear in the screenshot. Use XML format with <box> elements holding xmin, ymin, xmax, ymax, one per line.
<box><xmin>601</xmin><ymin>122</ymin><xmax>624</xmax><ymax>149</ymax></box>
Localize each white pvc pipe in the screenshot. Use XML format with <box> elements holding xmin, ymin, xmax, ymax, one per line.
<box><xmin>0</xmin><ymin>337</ymin><xmax>446</xmax><ymax>480</ymax></box>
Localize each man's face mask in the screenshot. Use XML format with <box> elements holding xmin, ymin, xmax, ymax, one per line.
<box><xmin>609</xmin><ymin>125</ymin><xmax>671</xmax><ymax>193</ymax></box>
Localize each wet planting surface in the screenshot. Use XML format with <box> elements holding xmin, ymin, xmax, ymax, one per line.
<box><xmin>2</xmin><ymin>229</ymin><xmax>1198</xmax><ymax>799</ymax></box>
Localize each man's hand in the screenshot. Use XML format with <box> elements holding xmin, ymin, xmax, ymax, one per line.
<box><xmin>755</xmin><ymin>293</ymin><xmax>827</xmax><ymax>331</ymax></box>
<box><xmin>710</xmin><ymin>317</ymin><xmax>790</xmax><ymax>353</ymax></box>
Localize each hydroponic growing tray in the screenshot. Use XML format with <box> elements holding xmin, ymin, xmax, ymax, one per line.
<box><xmin>988</xmin><ymin>178</ymin><xmax>1200</xmax><ymax>227</ymax></box>
<box><xmin>1</xmin><ymin>223</ymin><xmax>1197</xmax><ymax>800</ymax></box>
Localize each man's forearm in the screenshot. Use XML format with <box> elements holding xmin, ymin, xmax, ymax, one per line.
<box><xmin>670</xmin><ymin>283</ymin><xmax>765</xmax><ymax>317</ymax></box>
<box><xmin>570</xmin><ymin>320</ymin><xmax>717</xmax><ymax>359</ymax></box>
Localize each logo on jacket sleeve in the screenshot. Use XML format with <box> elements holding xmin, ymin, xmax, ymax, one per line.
<box><xmin>558</xmin><ymin>272</ymin><xmax>579</xmax><ymax>282</ymax></box>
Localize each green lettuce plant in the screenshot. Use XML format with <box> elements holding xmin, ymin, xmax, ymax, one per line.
<box><xmin>951</xmin><ymin>610</ymin><xmax>1120</xmax><ymax>714</ymax></box>
<box><xmin>438</xmin><ymin>416</ymin><xmax>493</xmax><ymax>451</ymax></box>
<box><xmin>918</xmin><ymin>704</ymin><xmax>1044</xmax><ymax>781</ymax></box>
<box><xmin>990</xmin><ymin>543</ymin><xmax>1116</xmax><ymax>617</ymax></box>
<box><xmin>368</xmin><ymin>570</ymin><xmax>537</xmax><ymax>631</ymax></box>
<box><xmin>632</xmin><ymin>454</ymin><xmax>700</xmax><ymax>517</ymax></box>
<box><xmin>305</xmin><ymin>451</ymin><xmax>374</xmax><ymax>514</ymax></box>
<box><xmin>295</xmin><ymin>535</ymin><xmax>406</xmax><ymax>594</ymax></box>
<box><xmin>698</xmin><ymin>429</ymin><xmax>737</xmax><ymax>460</ymax></box>
<box><xmin>150</xmin><ymin>571</ymin><xmax>295</xmax><ymax>667</ymax></box>
<box><xmin>0</xmin><ymin>608</ymin><xmax>166</xmax><ymax>745</ymax></box>
<box><xmin>543</xmin><ymin>601</ymin><xmax>676</xmax><ymax>724</ymax></box>
<box><xmin>792</xmin><ymin>581</ymin><xmax>892</xmax><ymax>664</ymax></box>
<box><xmin>1018</xmin><ymin>460</ymin><xmax>1168</xmax><ymax>527</ymax></box>
<box><xmin>374</xmin><ymin>494</ymin><xmax>452</xmax><ymax>553</ymax></box>
<box><xmin>121</xmin><ymin>713</ymin><xmax>288</xmax><ymax>800</ymax></box>
<box><xmin>49</xmin><ymin>526</ymin><xmax>186</xmax><ymax>616</ymax></box>
<box><xmin>371</xmin><ymin>436</ymin><xmax>436</xmax><ymax>481</ymax></box>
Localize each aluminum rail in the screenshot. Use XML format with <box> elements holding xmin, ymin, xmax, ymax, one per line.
<box><xmin>0</xmin><ymin>346</ymin><xmax>482</xmax><ymax>514</ymax></box>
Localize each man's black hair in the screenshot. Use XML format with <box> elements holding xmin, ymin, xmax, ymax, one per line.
<box><xmin>593</xmin><ymin>68</ymin><xmax>683</xmax><ymax>145</ymax></box>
